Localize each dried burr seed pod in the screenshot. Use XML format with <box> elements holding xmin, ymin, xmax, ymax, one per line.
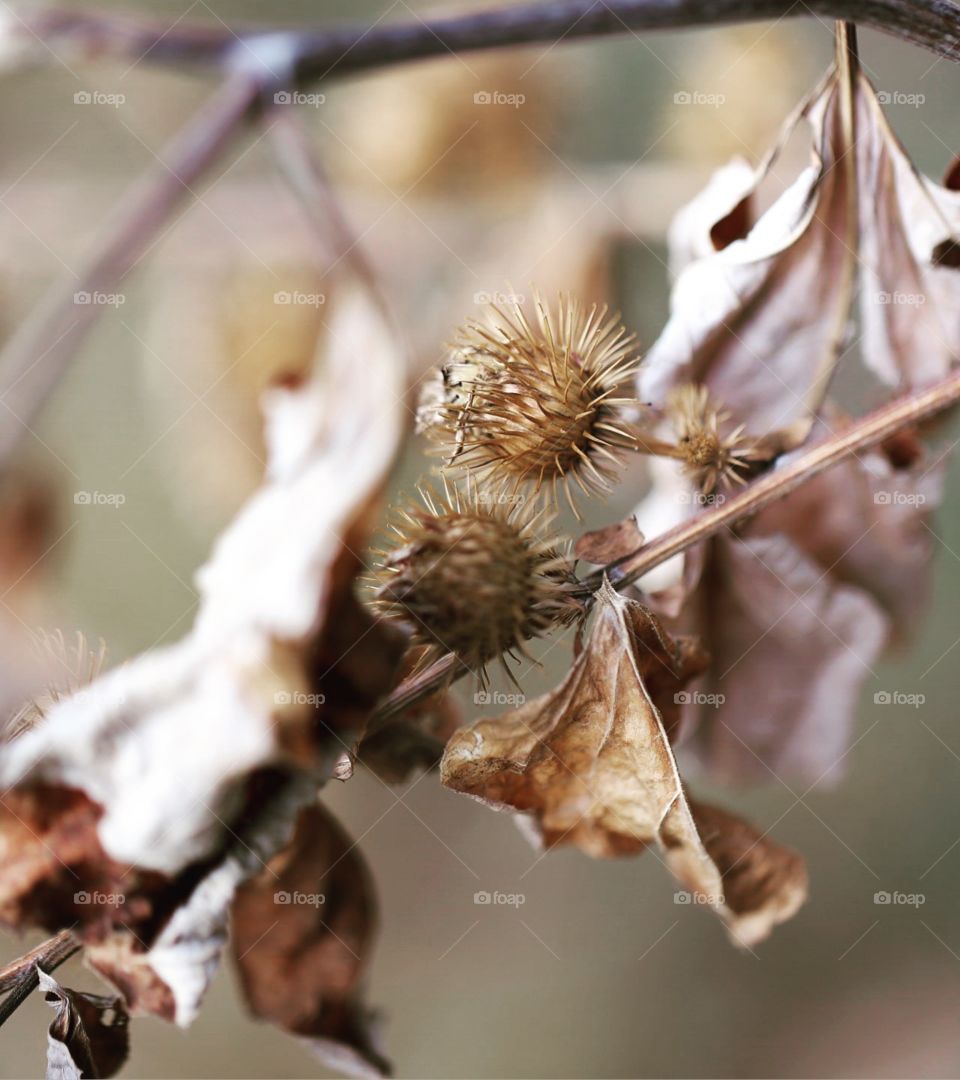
<box><xmin>635</xmin><ymin>384</ymin><xmax>764</xmax><ymax>495</ymax></box>
<box><xmin>419</xmin><ymin>295</ymin><xmax>643</xmax><ymax>517</ymax></box>
<box><xmin>666</xmin><ymin>384</ymin><xmax>762</xmax><ymax>493</ymax></box>
<box><xmin>372</xmin><ymin>486</ymin><xmax>579</xmax><ymax>679</ymax></box>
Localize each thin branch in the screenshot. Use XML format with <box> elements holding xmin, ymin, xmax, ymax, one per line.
<box><xmin>606</xmin><ymin>370</ymin><xmax>960</xmax><ymax>589</ymax></box>
<box><xmin>288</xmin><ymin>0</ymin><xmax>960</xmax><ymax>76</ymax></box>
<box><xmin>0</xmin><ymin>929</ymin><xmax>80</xmax><ymax>1027</ymax></box>
<box><xmin>0</xmin><ymin>70</ymin><xmax>261</xmax><ymax>465</ymax></box>
<box><xmin>266</xmin><ymin>108</ymin><xmax>388</xmax><ymax>314</ymax></box>
<box><xmin>13</xmin><ymin>0</ymin><xmax>960</xmax><ymax>74</ymax></box>
<box><xmin>374</xmin><ymin>367</ymin><xmax>960</xmax><ymax>720</ymax></box>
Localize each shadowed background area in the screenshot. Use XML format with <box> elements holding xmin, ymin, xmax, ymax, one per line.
<box><xmin>0</xmin><ymin>0</ymin><xmax>959</xmax><ymax>1077</ymax></box>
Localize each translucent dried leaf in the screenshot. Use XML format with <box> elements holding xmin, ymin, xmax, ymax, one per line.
<box><xmin>0</xmin><ymin>287</ymin><xmax>405</xmax><ymax>1024</ymax></box>
<box><xmin>442</xmin><ymin>581</ymin><xmax>804</xmax><ymax>944</ymax></box>
<box><xmin>639</xmin><ymin>68</ymin><xmax>857</xmax><ymax>441</ymax></box>
<box><xmin>231</xmin><ymin>803</ymin><xmax>389</xmax><ymax>1078</ymax></box>
<box><xmin>39</xmin><ymin>969</ymin><xmax>130</xmax><ymax>1080</ymax></box>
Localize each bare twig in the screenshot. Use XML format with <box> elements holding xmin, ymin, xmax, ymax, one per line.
<box><xmin>0</xmin><ymin>929</ymin><xmax>80</xmax><ymax>1027</ymax></box>
<box><xmin>13</xmin><ymin>0</ymin><xmax>960</xmax><ymax>73</ymax></box>
<box><xmin>266</xmin><ymin>108</ymin><xmax>387</xmax><ymax>313</ymax></box>
<box><xmin>0</xmin><ymin>70</ymin><xmax>261</xmax><ymax>464</ymax></box>
<box><xmin>374</xmin><ymin>367</ymin><xmax>960</xmax><ymax>719</ymax></box>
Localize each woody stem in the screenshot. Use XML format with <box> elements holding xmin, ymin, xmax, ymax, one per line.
<box><xmin>0</xmin><ymin>930</ymin><xmax>81</xmax><ymax>1028</ymax></box>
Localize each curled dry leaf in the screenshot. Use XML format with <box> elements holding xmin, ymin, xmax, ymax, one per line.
<box><xmin>630</xmin><ymin>58</ymin><xmax>957</xmax><ymax>783</ymax></box>
<box><xmin>574</xmin><ymin>516</ymin><xmax>644</xmax><ymax>565</ymax></box>
<box><xmin>680</xmin><ymin>533</ymin><xmax>887</xmax><ymax>786</ymax></box>
<box><xmin>688</xmin><ymin>800</ymin><xmax>807</xmax><ymax>948</ymax></box>
<box><xmin>39</xmin><ymin>968</ymin><xmax>130</xmax><ymax>1080</ymax></box>
<box><xmin>231</xmin><ymin>802</ymin><xmax>389</xmax><ymax>1079</ymax></box>
<box><xmin>634</xmin><ymin>408</ymin><xmax>946</xmax><ymax>784</ymax></box>
<box><xmin>639</xmin><ymin>66</ymin><xmax>857</xmax><ymax>442</ymax></box>
<box><xmin>856</xmin><ymin>74</ymin><xmax>960</xmax><ymax>390</ymax></box>
<box><xmin>441</xmin><ymin>581</ymin><xmax>805</xmax><ymax>945</ymax></box>
<box><xmin>0</xmin><ymin>286</ymin><xmax>405</xmax><ymax>1024</ymax></box>
<box><xmin>641</xmin><ymin>60</ymin><xmax>960</xmax><ymax>434</ymax></box>
<box><xmin>749</xmin><ymin>412</ymin><xmax>949</xmax><ymax>635</ymax></box>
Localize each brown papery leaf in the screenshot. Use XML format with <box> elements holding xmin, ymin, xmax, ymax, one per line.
<box><xmin>0</xmin><ymin>285</ymin><xmax>405</xmax><ymax>1024</ymax></box>
<box><xmin>39</xmin><ymin>969</ymin><xmax>130</xmax><ymax>1080</ymax></box>
<box><xmin>231</xmin><ymin>803</ymin><xmax>388</xmax><ymax>1079</ymax></box>
<box><xmin>682</xmin><ymin>533</ymin><xmax>887</xmax><ymax>786</ymax></box>
<box><xmin>856</xmin><ymin>74</ymin><xmax>960</xmax><ymax>388</ymax></box>
<box><xmin>574</xmin><ymin>516</ymin><xmax>644</xmax><ymax>564</ymax></box>
<box><xmin>689</xmin><ymin>800</ymin><xmax>808</xmax><ymax>947</ymax></box>
<box><xmin>442</xmin><ymin>581</ymin><xmax>805</xmax><ymax>944</ymax></box>
<box><xmin>750</xmin><ymin>410</ymin><xmax>949</xmax><ymax>635</ymax></box>
<box><xmin>639</xmin><ymin>65</ymin><xmax>857</xmax><ymax>442</ymax></box>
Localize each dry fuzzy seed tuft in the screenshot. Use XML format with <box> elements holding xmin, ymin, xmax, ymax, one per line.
<box><xmin>418</xmin><ymin>295</ymin><xmax>643</xmax><ymax>517</ymax></box>
<box><xmin>6</xmin><ymin>629</ymin><xmax>108</xmax><ymax>740</ymax></box>
<box><xmin>666</xmin><ymin>384</ymin><xmax>761</xmax><ymax>494</ymax></box>
<box><xmin>372</xmin><ymin>487</ymin><xmax>579</xmax><ymax>679</ymax></box>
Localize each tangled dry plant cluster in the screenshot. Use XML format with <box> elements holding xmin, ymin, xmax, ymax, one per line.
<box><xmin>0</xmin><ymin>8</ymin><xmax>958</xmax><ymax>1079</ymax></box>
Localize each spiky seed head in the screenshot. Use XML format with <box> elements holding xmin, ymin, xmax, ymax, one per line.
<box><xmin>419</xmin><ymin>295</ymin><xmax>642</xmax><ymax>517</ymax></box>
<box><xmin>372</xmin><ymin>487</ymin><xmax>578</xmax><ymax>679</ymax></box>
<box><xmin>6</xmin><ymin>630</ymin><xmax>107</xmax><ymax>740</ymax></box>
<box><xmin>666</xmin><ymin>384</ymin><xmax>758</xmax><ymax>494</ymax></box>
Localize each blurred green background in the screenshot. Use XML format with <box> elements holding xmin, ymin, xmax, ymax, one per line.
<box><xmin>0</xmin><ymin>1</ymin><xmax>958</xmax><ymax>1077</ymax></box>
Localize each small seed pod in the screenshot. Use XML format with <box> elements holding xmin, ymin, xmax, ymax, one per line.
<box><xmin>419</xmin><ymin>296</ymin><xmax>642</xmax><ymax>517</ymax></box>
<box><xmin>372</xmin><ymin>487</ymin><xmax>579</xmax><ymax>680</ymax></box>
<box><xmin>666</xmin><ymin>384</ymin><xmax>758</xmax><ymax>493</ymax></box>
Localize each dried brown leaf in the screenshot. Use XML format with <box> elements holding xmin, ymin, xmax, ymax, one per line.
<box><xmin>442</xmin><ymin>581</ymin><xmax>804</xmax><ymax>944</ymax></box>
<box><xmin>39</xmin><ymin>969</ymin><xmax>130</xmax><ymax>1080</ymax></box>
<box><xmin>856</xmin><ymin>75</ymin><xmax>960</xmax><ymax>389</ymax></box>
<box><xmin>689</xmin><ymin>800</ymin><xmax>808</xmax><ymax>946</ymax></box>
<box><xmin>640</xmin><ymin>69</ymin><xmax>856</xmax><ymax>441</ymax></box>
<box><xmin>574</xmin><ymin>516</ymin><xmax>644</xmax><ymax>564</ymax></box>
<box><xmin>231</xmin><ymin>803</ymin><xmax>388</xmax><ymax>1079</ymax></box>
<box><xmin>681</xmin><ymin>533</ymin><xmax>888</xmax><ymax>785</ymax></box>
<box><xmin>0</xmin><ymin>286</ymin><xmax>404</xmax><ymax>1024</ymax></box>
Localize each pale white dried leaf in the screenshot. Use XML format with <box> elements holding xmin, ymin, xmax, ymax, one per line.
<box><xmin>0</xmin><ymin>285</ymin><xmax>405</xmax><ymax>1026</ymax></box>
<box><xmin>856</xmin><ymin>74</ymin><xmax>960</xmax><ymax>389</ymax></box>
<box><xmin>639</xmin><ymin>71</ymin><xmax>856</xmax><ymax>438</ymax></box>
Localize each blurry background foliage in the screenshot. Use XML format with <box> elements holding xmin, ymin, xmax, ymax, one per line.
<box><xmin>1</xmin><ymin>0</ymin><xmax>959</xmax><ymax>1077</ymax></box>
